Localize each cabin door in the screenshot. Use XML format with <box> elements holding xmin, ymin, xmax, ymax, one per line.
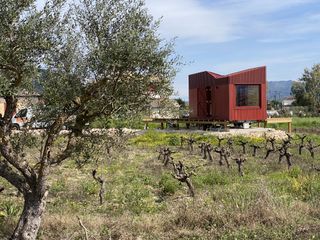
<box><xmin>205</xmin><ymin>87</ymin><xmax>213</xmax><ymax>118</ymax></box>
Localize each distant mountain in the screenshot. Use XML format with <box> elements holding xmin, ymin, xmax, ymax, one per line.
<box><xmin>267</xmin><ymin>80</ymin><xmax>292</xmax><ymax>101</ymax></box>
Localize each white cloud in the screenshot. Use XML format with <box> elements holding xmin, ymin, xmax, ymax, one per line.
<box><xmin>286</xmin><ymin>13</ymin><xmax>320</xmax><ymax>35</ymax></box>
<box><xmin>35</xmin><ymin>0</ymin><xmax>319</xmax><ymax>44</ymax></box>
<box><xmin>145</xmin><ymin>0</ymin><xmax>318</xmax><ymax>44</ymax></box>
<box><xmin>223</xmin><ymin>0</ymin><xmax>315</xmax><ymax>15</ymax></box>
<box><xmin>145</xmin><ymin>0</ymin><xmax>239</xmax><ymax>43</ymax></box>
<box><xmin>258</xmin><ymin>37</ymin><xmax>305</xmax><ymax>43</ymax></box>
<box><xmin>215</xmin><ymin>54</ymin><xmax>315</xmax><ymax>72</ymax></box>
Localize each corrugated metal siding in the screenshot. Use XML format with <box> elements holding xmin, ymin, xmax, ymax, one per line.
<box><xmin>189</xmin><ymin>72</ymin><xmax>215</xmax><ymax>89</ymax></box>
<box><xmin>189</xmin><ymin>88</ymin><xmax>198</xmax><ymax>118</ymax></box>
<box><xmin>213</xmin><ymin>83</ymin><xmax>229</xmax><ymax>120</ymax></box>
<box><xmin>229</xmin><ymin>66</ymin><xmax>266</xmax><ymax>85</ymax></box>
<box><xmin>189</xmin><ymin>72</ymin><xmax>215</xmax><ymax>119</ymax></box>
<box><xmin>189</xmin><ymin>66</ymin><xmax>267</xmax><ymax>121</ymax></box>
<box><xmin>229</xmin><ymin>67</ymin><xmax>267</xmax><ymax>121</ymax></box>
<box><xmin>197</xmin><ymin>88</ymin><xmax>206</xmax><ymax>118</ymax></box>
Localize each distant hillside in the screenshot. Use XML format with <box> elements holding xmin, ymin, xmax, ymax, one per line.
<box><xmin>267</xmin><ymin>80</ymin><xmax>292</xmax><ymax>101</ymax></box>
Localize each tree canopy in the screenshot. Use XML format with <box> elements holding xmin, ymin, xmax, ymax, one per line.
<box><xmin>0</xmin><ymin>0</ymin><xmax>177</xmax><ymax>239</ymax></box>
<box><xmin>291</xmin><ymin>64</ymin><xmax>320</xmax><ymax>111</ymax></box>
<box><xmin>291</xmin><ymin>81</ymin><xmax>309</xmax><ymax>106</ymax></box>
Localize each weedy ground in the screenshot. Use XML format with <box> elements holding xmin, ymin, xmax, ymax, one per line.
<box><xmin>1</xmin><ymin>128</ymin><xmax>320</xmax><ymax>239</ymax></box>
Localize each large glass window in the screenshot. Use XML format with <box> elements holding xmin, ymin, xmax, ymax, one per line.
<box><xmin>236</xmin><ymin>85</ymin><xmax>260</xmax><ymax>106</ymax></box>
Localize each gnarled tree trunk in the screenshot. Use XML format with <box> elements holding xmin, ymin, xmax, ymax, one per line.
<box><xmin>10</xmin><ymin>191</ymin><xmax>47</xmax><ymax>240</ymax></box>
<box><xmin>185</xmin><ymin>179</ymin><xmax>195</xmax><ymax>197</ymax></box>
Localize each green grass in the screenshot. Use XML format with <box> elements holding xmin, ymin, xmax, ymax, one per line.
<box><xmin>1</xmin><ymin>129</ymin><xmax>320</xmax><ymax>239</ymax></box>
<box><xmin>266</xmin><ymin>117</ymin><xmax>320</xmax><ymax>132</ymax></box>
<box><xmin>293</xmin><ymin>117</ymin><xmax>320</xmax><ymax>128</ymax></box>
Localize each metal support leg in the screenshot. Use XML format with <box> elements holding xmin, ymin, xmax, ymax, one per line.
<box><xmin>288</xmin><ymin>122</ymin><xmax>292</xmax><ymax>133</ymax></box>
<box><xmin>223</xmin><ymin>121</ymin><xmax>228</xmax><ymax>130</ymax></box>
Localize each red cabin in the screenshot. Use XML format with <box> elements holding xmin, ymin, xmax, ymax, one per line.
<box><xmin>189</xmin><ymin>66</ymin><xmax>267</xmax><ymax>122</ymax></box>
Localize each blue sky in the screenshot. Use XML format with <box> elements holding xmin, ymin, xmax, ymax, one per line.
<box><xmin>37</xmin><ymin>0</ymin><xmax>320</xmax><ymax>99</ymax></box>
<box><xmin>145</xmin><ymin>0</ymin><xmax>320</xmax><ymax>99</ymax></box>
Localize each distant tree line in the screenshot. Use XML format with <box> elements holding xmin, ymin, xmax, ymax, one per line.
<box><xmin>291</xmin><ymin>64</ymin><xmax>320</xmax><ymax>112</ymax></box>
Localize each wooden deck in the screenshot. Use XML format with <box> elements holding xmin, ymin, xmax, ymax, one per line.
<box><xmin>143</xmin><ymin>118</ymin><xmax>229</xmax><ymax>130</ymax></box>
<box><xmin>262</xmin><ymin>117</ymin><xmax>292</xmax><ymax>133</ymax></box>
<box><xmin>143</xmin><ymin>117</ymin><xmax>293</xmax><ymax>133</ymax></box>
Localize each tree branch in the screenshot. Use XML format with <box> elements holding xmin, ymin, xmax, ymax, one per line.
<box><xmin>0</xmin><ymin>144</ymin><xmax>35</xmax><ymax>185</ymax></box>
<box><xmin>37</xmin><ymin>115</ymin><xmax>69</xmax><ymax>191</ymax></box>
<box><xmin>0</xmin><ymin>160</ymin><xmax>29</xmax><ymax>193</ymax></box>
<box><xmin>77</xmin><ymin>216</ymin><xmax>89</xmax><ymax>240</ymax></box>
<box><xmin>0</xmin><ymin>63</ymin><xmax>18</xmax><ymax>73</ymax></box>
<box><xmin>92</xmin><ymin>169</ymin><xmax>105</xmax><ymax>205</ymax></box>
<box><xmin>50</xmin><ymin>132</ymin><xmax>77</xmax><ymax>166</ymax></box>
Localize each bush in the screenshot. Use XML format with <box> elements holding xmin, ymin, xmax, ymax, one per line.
<box><xmin>167</xmin><ymin>135</ymin><xmax>180</xmax><ymax>146</ymax></box>
<box><xmin>193</xmin><ymin>171</ymin><xmax>230</xmax><ymax>188</ymax></box>
<box><xmin>124</xmin><ymin>184</ymin><xmax>154</xmax><ymax>214</ymax></box>
<box><xmin>0</xmin><ymin>201</ymin><xmax>21</xmax><ymax>218</ymax></box>
<box><xmin>130</xmin><ymin>130</ymin><xmax>166</xmax><ymax>147</ymax></box>
<box><xmin>81</xmin><ymin>180</ymin><xmax>99</xmax><ymax>195</ymax></box>
<box><xmin>51</xmin><ymin>178</ymin><xmax>67</xmax><ymax>195</ymax></box>
<box><xmin>288</xmin><ymin>166</ymin><xmax>302</xmax><ymax>178</ymax></box>
<box><xmin>289</xmin><ymin>175</ymin><xmax>320</xmax><ymax>201</ymax></box>
<box><xmin>159</xmin><ymin>174</ymin><xmax>180</xmax><ymax>196</ymax></box>
<box><xmin>91</xmin><ymin>116</ymin><xmax>145</xmax><ymax>129</ymax></box>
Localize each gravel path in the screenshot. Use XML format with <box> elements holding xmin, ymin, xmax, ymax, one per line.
<box><xmin>13</xmin><ymin>127</ymin><xmax>288</xmax><ymax>140</ymax></box>
<box><xmin>145</xmin><ymin>127</ymin><xmax>288</xmax><ymax>139</ymax></box>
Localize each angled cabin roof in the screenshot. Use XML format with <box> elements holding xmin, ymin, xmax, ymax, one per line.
<box><xmin>189</xmin><ymin>66</ymin><xmax>266</xmax><ymax>88</ymax></box>
<box><xmin>207</xmin><ymin>71</ymin><xmax>225</xmax><ymax>79</ymax></box>
<box><xmin>227</xmin><ymin>66</ymin><xmax>266</xmax><ymax>77</ymax></box>
<box><xmin>205</xmin><ymin>66</ymin><xmax>266</xmax><ymax>79</ymax></box>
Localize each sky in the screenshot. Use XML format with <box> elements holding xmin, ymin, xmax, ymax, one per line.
<box><xmin>37</xmin><ymin>0</ymin><xmax>320</xmax><ymax>100</ymax></box>
<box><xmin>144</xmin><ymin>0</ymin><xmax>320</xmax><ymax>99</ymax></box>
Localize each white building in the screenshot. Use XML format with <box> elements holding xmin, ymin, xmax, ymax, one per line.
<box><xmin>282</xmin><ymin>96</ymin><xmax>295</xmax><ymax>107</ymax></box>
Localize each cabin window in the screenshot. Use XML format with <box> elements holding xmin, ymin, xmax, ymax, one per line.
<box><xmin>236</xmin><ymin>85</ymin><xmax>260</xmax><ymax>106</ymax></box>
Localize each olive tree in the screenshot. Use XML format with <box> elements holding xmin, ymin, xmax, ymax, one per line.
<box><xmin>0</xmin><ymin>0</ymin><xmax>177</xmax><ymax>239</ymax></box>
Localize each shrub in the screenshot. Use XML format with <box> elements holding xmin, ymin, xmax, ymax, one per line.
<box><xmin>289</xmin><ymin>175</ymin><xmax>320</xmax><ymax>201</ymax></box>
<box><xmin>159</xmin><ymin>174</ymin><xmax>180</xmax><ymax>195</ymax></box>
<box><xmin>130</xmin><ymin>130</ymin><xmax>166</xmax><ymax>147</ymax></box>
<box><xmin>288</xmin><ymin>166</ymin><xmax>302</xmax><ymax>178</ymax></box>
<box><xmin>81</xmin><ymin>180</ymin><xmax>99</xmax><ymax>195</ymax></box>
<box><xmin>167</xmin><ymin>135</ymin><xmax>180</xmax><ymax>146</ymax></box>
<box><xmin>124</xmin><ymin>186</ymin><xmax>152</xmax><ymax>214</ymax></box>
<box><xmin>193</xmin><ymin>171</ymin><xmax>230</xmax><ymax>187</ymax></box>
<box><xmin>51</xmin><ymin>178</ymin><xmax>67</xmax><ymax>195</ymax></box>
<box><xmin>0</xmin><ymin>201</ymin><xmax>21</xmax><ymax>218</ymax></box>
